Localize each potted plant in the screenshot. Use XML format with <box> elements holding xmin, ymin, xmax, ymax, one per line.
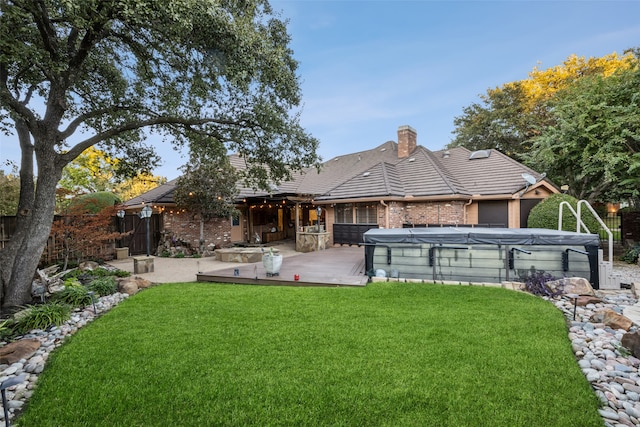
<box><xmin>262</xmin><ymin>247</ymin><xmax>283</xmax><ymax>276</ymax></box>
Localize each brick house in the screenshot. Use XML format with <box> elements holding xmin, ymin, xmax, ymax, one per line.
<box><xmin>123</xmin><ymin>125</ymin><xmax>558</xmax><ymax>253</ymax></box>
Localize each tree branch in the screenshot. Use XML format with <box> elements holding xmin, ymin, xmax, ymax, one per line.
<box><xmin>0</xmin><ymin>66</ymin><xmax>38</xmax><ymax>127</ymax></box>
<box><xmin>58</xmin><ymin>115</ymin><xmax>251</xmax><ymax>165</ymax></box>
<box><xmin>30</xmin><ymin>0</ymin><xmax>60</xmax><ymax>62</ymax></box>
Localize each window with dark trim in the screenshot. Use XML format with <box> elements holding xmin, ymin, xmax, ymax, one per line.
<box><xmin>335</xmin><ymin>203</ymin><xmax>378</xmax><ymax>224</ymax></box>
<box><xmin>335</xmin><ymin>203</ymin><xmax>353</xmax><ymax>223</ymax></box>
<box><xmin>355</xmin><ymin>203</ymin><xmax>377</xmax><ymax>224</ymax></box>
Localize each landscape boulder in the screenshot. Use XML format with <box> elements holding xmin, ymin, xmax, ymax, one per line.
<box><xmin>576</xmin><ymin>296</ymin><xmax>603</xmax><ymax>306</ymax></box>
<box><xmin>547</xmin><ymin>277</ymin><xmax>595</xmax><ymax>296</ymax></box>
<box><xmin>0</xmin><ymin>339</ymin><xmax>40</xmax><ymax>365</ymax></box>
<box><xmin>133</xmin><ymin>277</ymin><xmax>153</xmax><ymax>289</ymax></box>
<box><xmin>118</xmin><ymin>278</ymin><xmax>139</xmax><ymax>295</ymax></box>
<box><xmin>117</xmin><ymin>277</ymin><xmax>153</xmax><ymax>295</ymax></box>
<box><xmin>622</xmin><ymin>331</ymin><xmax>640</xmax><ymax>358</ymax></box>
<box><xmin>79</xmin><ymin>261</ymin><xmax>100</xmax><ymax>271</ymax></box>
<box><xmin>591</xmin><ymin>308</ymin><xmax>634</xmax><ymax>331</ymax></box>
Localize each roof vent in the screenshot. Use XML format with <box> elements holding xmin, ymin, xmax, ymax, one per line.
<box><xmin>408</xmin><ymin>157</ymin><xmax>416</xmax><ymax>162</ymax></box>
<box><xmin>469</xmin><ymin>149</ymin><xmax>491</xmax><ymax>160</ymax></box>
<box><xmin>363</xmin><ymin>172</ymin><xmax>370</xmax><ymax>177</ymax></box>
<box><xmin>443</xmin><ymin>150</ymin><xmax>450</xmax><ymax>158</ymax></box>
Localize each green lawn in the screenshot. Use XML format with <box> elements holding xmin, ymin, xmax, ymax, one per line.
<box><xmin>17</xmin><ymin>283</ymin><xmax>602</xmax><ymax>426</ymax></box>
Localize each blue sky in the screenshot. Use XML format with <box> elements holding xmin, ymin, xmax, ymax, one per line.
<box><xmin>2</xmin><ymin>1</ymin><xmax>640</xmax><ymax>180</ymax></box>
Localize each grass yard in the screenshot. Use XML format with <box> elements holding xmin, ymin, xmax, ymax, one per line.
<box><xmin>17</xmin><ymin>283</ymin><xmax>602</xmax><ymax>426</ymax></box>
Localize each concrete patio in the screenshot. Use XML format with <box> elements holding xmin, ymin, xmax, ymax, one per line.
<box><xmin>108</xmin><ymin>240</ymin><xmax>369</xmax><ymax>287</ymax></box>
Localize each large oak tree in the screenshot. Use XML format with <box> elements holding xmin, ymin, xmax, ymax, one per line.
<box><xmin>0</xmin><ymin>0</ymin><xmax>320</xmax><ymax>311</ymax></box>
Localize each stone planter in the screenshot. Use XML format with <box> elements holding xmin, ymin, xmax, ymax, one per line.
<box><xmin>262</xmin><ymin>253</ymin><xmax>283</xmax><ymax>276</ymax></box>
<box><xmin>115</xmin><ymin>247</ymin><xmax>129</xmax><ymax>260</ymax></box>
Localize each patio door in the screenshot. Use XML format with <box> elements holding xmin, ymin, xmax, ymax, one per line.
<box><xmin>230</xmin><ymin>213</ymin><xmax>243</xmax><ymax>242</ymax></box>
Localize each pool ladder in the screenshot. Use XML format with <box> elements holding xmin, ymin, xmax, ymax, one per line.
<box><xmin>559</xmin><ymin>200</ymin><xmax>621</xmax><ymax>290</ymax></box>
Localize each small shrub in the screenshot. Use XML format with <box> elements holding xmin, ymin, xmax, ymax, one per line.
<box><xmin>88</xmin><ymin>267</ymin><xmax>112</xmax><ymax>277</ymax></box>
<box><xmin>161</xmin><ymin>250</ymin><xmax>170</xmax><ymax>257</ymax></box>
<box><xmin>51</xmin><ymin>286</ymin><xmax>93</xmax><ymax>308</ymax></box>
<box><xmin>523</xmin><ymin>271</ymin><xmax>562</xmax><ymax>297</ymax></box>
<box><xmin>114</xmin><ymin>269</ymin><xmax>130</xmax><ymax>278</ymax></box>
<box><xmin>528</xmin><ymin>193</ymin><xmax>600</xmax><ymax>233</ymax></box>
<box><xmin>0</xmin><ymin>319</ymin><xmax>15</xmax><ymax>340</ymax></box>
<box><xmin>62</xmin><ymin>269</ymin><xmax>82</xmax><ymax>279</ymax></box>
<box><xmin>174</xmin><ymin>252</ymin><xmax>185</xmax><ymax>258</ymax></box>
<box><xmin>88</xmin><ymin>276</ymin><xmax>118</xmax><ymax>296</ymax></box>
<box><xmin>63</xmin><ymin>266</ymin><xmax>129</xmax><ymax>280</ymax></box>
<box><xmin>13</xmin><ymin>302</ymin><xmax>71</xmax><ymax>334</ymax></box>
<box><xmin>621</xmin><ymin>244</ymin><xmax>640</xmax><ymax>264</ymax></box>
<box><xmin>63</xmin><ymin>277</ymin><xmax>83</xmax><ymax>288</ymax></box>
<box><xmin>73</xmin><ymin>272</ymin><xmax>96</xmax><ymax>286</ymax></box>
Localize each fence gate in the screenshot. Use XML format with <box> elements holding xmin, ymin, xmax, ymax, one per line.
<box><xmin>116</xmin><ymin>213</ymin><xmax>162</xmax><ymax>256</ymax></box>
<box><xmin>621</xmin><ymin>211</ymin><xmax>640</xmax><ymax>247</ymax></box>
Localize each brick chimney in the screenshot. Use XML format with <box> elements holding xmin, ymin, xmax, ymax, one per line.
<box><xmin>397</xmin><ymin>125</ymin><xmax>417</xmax><ymax>158</ymax></box>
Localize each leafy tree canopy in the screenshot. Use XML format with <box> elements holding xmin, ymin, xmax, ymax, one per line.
<box><xmin>174</xmin><ymin>150</ymin><xmax>239</xmax><ymax>222</ymax></box>
<box><xmin>59</xmin><ymin>147</ymin><xmax>118</xmax><ymax>194</ymax></box>
<box><xmin>450</xmin><ymin>50</ymin><xmax>638</xmax><ymax>204</ymax></box>
<box><xmin>0</xmin><ymin>169</ymin><xmax>20</xmax><ymax>216</ymax></box>
<box><xmin>450</xmin><ymin>52</ymin><xmax>634</xmax><ymax>156</ymax></box>
<box><xmin>67</xmin><ymin>191</ymin><xmax>121</xmax><ymax>214</ymax></box>
<box><xmin>0</xmin><ymin>0</ymin><xmax>319</xmax><ymax>311</ymax></box>
<box><xmin>114</xmin><ymin>173</ymin><xmax>167</xmax><ymax>202</ymax></box>
<box><xmin>529</xmin><ymin>64</ymin><xmax>640</xmax><ymax>204</ymax></box>
<box><xmin>58</xmin><ymin>147</ymin><xmax>167</xmax><ymax>205</ymax></box>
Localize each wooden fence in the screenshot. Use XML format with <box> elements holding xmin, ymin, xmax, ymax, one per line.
<box><xmin>1</xmin><ymin>214</ymin><xmax>162</xmax><ymax>266</ymax></box>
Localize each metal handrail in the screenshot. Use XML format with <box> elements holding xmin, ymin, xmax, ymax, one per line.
<box><xmin>558</xmin><ymin>200</ymin><xmax>612</xmax><ymax>262</ymax></box>
<box><xmin>558</xmin><ymin>201</ymin><xmax>590</xmax><ymax>233</ymax></box>
<box><xmin>577</xmin><ymin>200</ymin><xmax>613</xmax><ymax>263</ymax></box>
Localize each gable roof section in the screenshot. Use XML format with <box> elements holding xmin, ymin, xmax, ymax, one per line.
<box><xmin>295</xmin><ymin>141</ymin><xmax>400</xmax><ymax>196</ymax></box>
<box><xmin>319</xmin><ymin>162</ymin><xmax>405</xmax><ymax>200</ymax></box>
<box><xmin>397</xmin><ymin>147</ymin><xmax>469</xmax><ymax>197</ymax></box>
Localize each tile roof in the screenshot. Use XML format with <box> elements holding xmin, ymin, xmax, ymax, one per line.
<box><xmin>124</xmin><ymin>133</ymin><xmax>551</xmax><ymax>206</ymax></box>
<box><xmin>124</xmin><ymin>179</ymin><xmax>177</xmax><ymax>206</ymax></box>
<box><xmin>433</xmin><ymin>146</ymin><xmax>546</xmax><ymax>196</ymax></box>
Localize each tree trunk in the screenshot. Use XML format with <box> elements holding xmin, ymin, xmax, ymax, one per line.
<box><xmin>0</xmin><ymin>127</ymin><xmax>62</xmax><ymax>313</ymax></box>
<box><xmin>0</xmin><ymin>176</ymin><xmax>60</xmax><ymax>312</ymax></box>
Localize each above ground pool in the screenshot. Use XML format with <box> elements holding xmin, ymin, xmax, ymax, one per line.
<box><xmin>362</xmin><ymin>227</ymin><xmax>600</xmax><ymax>287</ymax></box>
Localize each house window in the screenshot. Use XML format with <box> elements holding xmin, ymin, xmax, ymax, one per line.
<box><xmin>355</xmin><ymin>203</ymin><xmax>377</xmax><ymax>224</ymax></box>
<box><xmin>335</xmin><ymin>203</ymin><xmax>353</xmax><ymax>223</ymax></box>
<box><xmin>335</xmin><ymin>203</ymin><xmax>378</xmax><ymax>224</ymax></box>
